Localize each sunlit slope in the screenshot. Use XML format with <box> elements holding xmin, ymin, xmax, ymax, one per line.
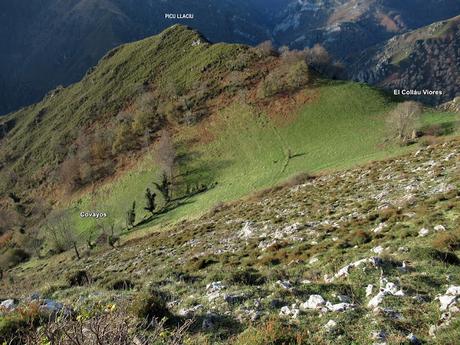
<box><xmin>74</xmin><ymin>82</ymin><xmax>442</xmax><ymax>234</ymax></box>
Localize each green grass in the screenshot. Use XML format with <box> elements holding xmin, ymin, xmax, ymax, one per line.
<box><xmin>0</xmin><ymin>25</ymin><xmax>246</xmax><ymax>194</ymax></box>
<box><xmin>70</xmin><ymin>82</ymin><xmax>454</xmax><ymax>236</ymax></box>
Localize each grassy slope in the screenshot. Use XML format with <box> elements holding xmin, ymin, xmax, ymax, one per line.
<box><xmin>0</xmin><ymin>25</ymin><xmax>246</xmax><ymax>194</ymax></box>
<box><xmin>2</xmin><ymin>136</ymin><xmax>459</xmax><ymax>345</ymax></box>
<box><xmin>72</xmin><ymin>80</ymin><xmax>457</xmax><ymax>236</ymax></box>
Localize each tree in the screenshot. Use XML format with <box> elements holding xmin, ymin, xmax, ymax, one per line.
<box><xmin>256</xmin><ymin>40</ymin><xmax>276</xmax><ymax>57</ymax></box>
<box><xmin>153</xmin><ymin>172</ymin><xmax>171</xmax><ymax>204</ymax></box>
<box><xmin>45</xmin><ymin>210</ymin><xmax>80</xmax><ymax>260</ymax></box>
<box><xmin>144</xmin><ymin>188</ymin><xmax>156</xmax><ymax>215</ymax></box>
<box><xmin>155</xmin><ymin>130</ymin><xmax>176</xmax><ymax>178</ymax></box>
<box><xmin>387</xmin><ymin>101</ymin><xmax>422</xmax><ymax>144</ymax></box>
<box><xmin>126</xmin><ymin>201</ymin><xmax>136</xmax><ymax>229</ymax></box>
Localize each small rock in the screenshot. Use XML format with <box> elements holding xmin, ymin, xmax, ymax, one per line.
<box><xmin>202</xmin><ymin>313</ymin><xmax>216</xmax><ymax>330</ymax></box>
<box><xmin>0</xmin><ymin>299</ymin><xmax>16</xmax><ymax>311</ymax></box>
<box><xmin>371</xmin><ymin>330</ymin><xmax>387</xmax><ymax>341</ymax></box>
<box><xmin>429</xmin><ymin>325</ymin><xmax>437</xmax><ymax>337</ymax></box>
<box><xmin>406</xmin><ymin>333</ymin><xmax>421</xmax><ymax>344</ymax></box>
<box><xmin>239</xmin><ymin>222</ymin><xmax>255</xmax><ymax>239</ymax></box>
<box><xmin>309</xmin><ymin>257</ymin><xmax>319</xmax><ymax>264</ymax></box>
<box><xmin>372</xmin><ymin>223</ymin><xmax>386</xmax><ymax>233</ymax></box>
<box><xmin>337</xmin><ymin>295</ymin><xmax>352</xmax><ymax>303</ymax></box>
<box><xmin>178</xmin><ymin>304</ymin><xmax>203</xmax><ymax>317</ymax></box>
<box><xmin>279</xmin><ymin>305</ymin><xmax>300</xmax><ymax>319</ymax></box>
<box><xmin>368</xmin><ymin>291</ymin><xmax>387</xmax><ymax>308</ymax></box>
<box><xmin>418</xmin><ymin>228</ymin><xmax>429</xmax><ymax>237</ymax></box>
<box><xmin>366</xmin><ymin>284</ymin><xmax>374</xmax><ymax>297</ymax></box>
<box><xmin>372</xmin><ymin>246</ymin><xmax>384</xmax><ymax>255</ymax></box>
<box><xmin>438</xmin><ymin>295</ymin><xmax>457</xmax><ymax>311</ymax></box>
<box><xmin>224</xmin><ymin>294</ymin><xmax>246</xmax><ymax>305</ymax></box>
<box><xmin>446</xmin><ymin>285</ymin><xmax>460</xmax><ymax>296</ymax></box>
<box><xmin>434</xmin><ymin>225</ymin><xmax>446</xmax><ymax>232</ymax></box>
<box><xmin>324</xmin><ymin>319</ymin><xmax>337</xmax><ymax>332</ymax></box>
<box><xmin>301</xmin><ymin>295</ymin><xmax>326</xmax><ymax>310</ymax></box>
<box><xmin>276</xmin><ymin>280</ymin><xmax>293</xmax><ymax>290</ymax></box>
<box><xmin>326</xmin><ymin>302</ymin><xmax>354</xmax><ymax>312</ymax></box>
<box><xmin>206</xmin><ymin>281</ymin><xmax>224</xmax><ymax>293</ymax></box>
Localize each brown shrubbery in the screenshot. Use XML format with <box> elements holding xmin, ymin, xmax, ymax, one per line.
<box><xmin>258</xmin><ymin>59</ymin><xmax>310</xmax><ymax>98</ymax></box>
<box><xmin>2</xmin><ymin>310</ymin><xmax>192</xmax><ymax>345</ymax></box>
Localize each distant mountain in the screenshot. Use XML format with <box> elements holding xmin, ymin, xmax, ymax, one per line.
<box><xmin>273</xmin><ymin>0</ymin><xmax>460</xmax><ymax>56</ymax></box>
<box><xmin>1</xmin><ymin>0</ymin><xmax>460</xmax><ymax>114</ymax></box>
<box><xmin>348</xmin><ymin>16</ymin><xmax>460</xmax><ymax>105</ymax></box>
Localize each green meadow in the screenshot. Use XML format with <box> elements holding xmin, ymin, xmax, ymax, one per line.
<box><xmin>71</xmin><ymin>82</ymin><xmax>457</xmax><ymax>237</ymax></box>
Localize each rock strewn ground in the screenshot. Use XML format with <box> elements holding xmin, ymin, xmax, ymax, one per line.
<box><xmin>1</xmin><ymin>138</ymin><xmax>459</xmax><ymax>344</ymax></box>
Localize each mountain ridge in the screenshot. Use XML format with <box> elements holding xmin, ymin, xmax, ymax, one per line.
<box><xmin>1</xmin><ymin>0</ymin><xmax>460</xmax><ymax>114</ymax></box>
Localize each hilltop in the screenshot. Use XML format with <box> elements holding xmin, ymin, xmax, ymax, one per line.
<box><xmin>2</xmin><ymin>0</ymin><xmax>460</xmax><ymax>114</ymax></box>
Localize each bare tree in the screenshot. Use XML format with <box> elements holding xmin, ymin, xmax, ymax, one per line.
<box><xmin>305</xmin><ymin>44</ymin><xmax>332</xmax><ymax>66</ymax></box>
<box><xmin>387</xmin><ymin>101</ymin><xmax>422</xmax><ymax>144</ymax></box>
<box><xmin>256</xmin><ymin>40</ymin><xmax>276</xmax><ymax>57</ymax></box>
<box><xmin>45</xmin><ymin>210</ymin><xmax>79</xmax><ymax>259</ymax></box>
<box><xmin>155</xmin><ymin>130</ymin><xmax>176</xmax><ymax>178</ymax></box>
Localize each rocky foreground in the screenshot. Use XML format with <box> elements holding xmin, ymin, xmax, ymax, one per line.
<box><xmin>1</xmin><ymin>138</ymin><xmax>459</xmax><ymax>344</ymax></box>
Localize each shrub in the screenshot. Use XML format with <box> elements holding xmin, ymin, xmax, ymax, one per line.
<box><xmin>66</xmin><ymin>270</ymin><xmax>91</xmax><ymax>287</ymax></box>
<box><xmin>112</xmin><ymin>123</ymin><xmax>136</xmax><ymax>154</ymax></box>
<box><xmin>256</xmin><ymin>41</ymin><xmax>276</xmax><ymax>57</ymax></box>
<box><xmin>347</xmin><ymin>230</ymin><xmax>371</xmax><ymax>246</ymax></box>
<box><xmin>0</xmin><ymin>248</ymin><xmax>30</xmax><ymax>269</ymax></box>
<box><xmin>0</xmin><ymin>313</ymin><xmax>32</xmax><ymax>344</ymax></box>
<box><xmin>104</xmin><ymin>277</ymin><xmax>135</xmax><ymax>291</ymax></box>
<box><xmin>432</xmin><ymin>232</ymin><xmax>460</xmax><ymax>251</ymax></box>
<box><xmin>259</xmin><ymin>60</ymin><xmax>309</xmax><ymax>98</ymax></box>
<box><xmin>228</xmin><ymin>268</ymin><xmax>266</xmax><ymax>286</ymax></box>
<box><xmin>3</xmin><ymin>310</ymin><xmax>193</xmax><ymax>345</ymax></box>
<box><xmin>410</xmin><ymin>247</ymin><xmax>460</xmax><ymax>265</ymax></box>
<box><xmin>130</xmin><ymin>290</ymin><xmax>171</xmax><ymax>323</ymax></box>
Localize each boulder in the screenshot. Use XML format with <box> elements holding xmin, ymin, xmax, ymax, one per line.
<box><xmin>0</xmin><ymin>299</ymin><xmax>16</xmax><ymax>311</ymax></box>
<box><xmin>301</xmin><ymin>295</ymin><xmax>326</xmax><ymax>310</ymax></box>
<box><xmin>326</xmin><ymin>302</ymin><xmax>354</xmax><ymax>312</ymax></box>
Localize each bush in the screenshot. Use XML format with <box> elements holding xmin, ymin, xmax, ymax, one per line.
<box><xmin>130</xmin><ymin>290</ymin><xmax>171</xmax><ymax>323</ymax></box>
<box><xmin>112</xmin><ymin>124</ymin><xmax>136</xmax><ymax>154</ymax></box>
<box><xmin>0</xmin><ymin>313</ymin><xmax>32</xmax><ymax>344</ymax></box>
<box><xmin>347</xmin><ymin>230</ymin><xmax>371</xmax><ymax>246</ymax></box>
<box><xmin>0</xmin><ymin>248</ymin><xmax>30</xmax><ymax>269</ymax></box>
<box><xmin>66</xmin><ymin>270</ymin><xmax>91</xmax><ymax>287</ymax></box>
<box><xmin>432</xmin><ymin>232</ymin><xmax>460</xmax><ymax>251</ymax></box>
<box><xmin>410</xmin><ymin>247</ymin><xmax>460</xmax><ymax>265</ymax></box>
<box><xmin>228</xmin><ymin>268</ymin><xmax>266</xmax><ymax>286</ymax></box>
<box><xmin>104</xmin><ymin>277</ymin><xmax>135</xmax><ymax>291</ymax></box>
<box><xmin>259</xmin><ymin>60</ymin><xmax>309</xmax><ymax>98</ymax></box>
